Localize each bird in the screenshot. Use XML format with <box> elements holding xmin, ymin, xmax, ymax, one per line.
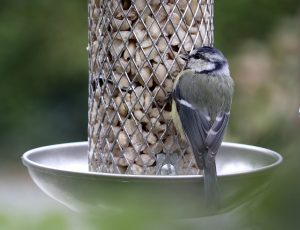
<box><xmin>171</xmin><ymin>46</ymin><xmax>234</xmax><ymax>208</ymax></box>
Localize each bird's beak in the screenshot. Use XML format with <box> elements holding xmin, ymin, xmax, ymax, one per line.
<box><xmin>180</xmin><ymin>53</ymin><xmax>189</xmax><ymax>61</ymax></box>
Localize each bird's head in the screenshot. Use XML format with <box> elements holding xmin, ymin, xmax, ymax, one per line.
<box><xmin>181</xmin><ymin>46</ymin><xmax>230</xmax><ymax>76</ymax></box>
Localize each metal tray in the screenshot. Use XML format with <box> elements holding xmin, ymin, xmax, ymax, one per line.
<box><xmin>22</xmin><ymin>142</ymin><xmax>282</xmax><ymax>218</ymax></box>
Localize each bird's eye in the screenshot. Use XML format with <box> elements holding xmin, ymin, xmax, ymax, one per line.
<box><xmin>193</xmin><ymin>52</ymin><xmax>207</xmax><ymax>60</ymax></box>
<box><xmin>193</xmin><ymin>53</ymin><xmax>202</xmax><ymax>59</ymax></box>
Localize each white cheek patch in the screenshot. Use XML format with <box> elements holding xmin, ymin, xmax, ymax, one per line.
<box><xmin>217</xmin><ymin>64</ymin><xmax>230</xmax><ymax>76</ymax></box>
<box><xmin>195</xmin><ymin>62</ymin><xmax>215</xmax><ymax>73</ymax></box>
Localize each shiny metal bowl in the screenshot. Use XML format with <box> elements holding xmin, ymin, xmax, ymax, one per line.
<box><xmin>22</xmin><ymin>142</ymin><xmax>282</xmax><ymax>218</ymax></box>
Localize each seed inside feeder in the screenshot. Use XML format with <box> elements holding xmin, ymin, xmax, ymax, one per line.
<box><xmin>88</xmin><ymin>0</ymin><xmax>214</xmax><ymax>175</ymax></box>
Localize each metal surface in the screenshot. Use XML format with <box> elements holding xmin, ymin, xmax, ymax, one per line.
<box><xmin>22</xmin><ymin>142</ymin><xmax>282</xmax><ymax>218</ymax></box>
<box><xmin>88</xmin><ymin>0</ymin><xmax>214</xmax><ymax>175</ymax></box>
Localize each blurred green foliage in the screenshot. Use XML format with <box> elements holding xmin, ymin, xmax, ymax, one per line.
<box><xmin>0</xmin><ymin>212</ymin><xmax>68</xmax><ymax>230</ymax></box>
<box><xmin>215</xmin><ymin>0</ymin><xmax>300</xmax><ymax>54</ymax></box>
<box><xmin>0</xmin><ymin>0</ymin><xmax>300</xmax><ymax>161</ymax></box>
<box><xmin>0</xmin><ymin>0</ymin><xmax>88</xmax><ymax>161</ymax></box>
<box><xmin>0</xmin><ymin>0</ymin><xmax>300</xmax><ymax>229</ymax></box>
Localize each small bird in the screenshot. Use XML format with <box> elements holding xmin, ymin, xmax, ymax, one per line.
<box><xmin>171</xmin><ymin>46</ymin><xmax>234</xmax><ymax>207</ymax></box>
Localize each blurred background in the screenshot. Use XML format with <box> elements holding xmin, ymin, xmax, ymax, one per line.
<box><xmin>0</xmin><ymin>0</ymin><xmax>300</xmax><ymax>229</ymax></box>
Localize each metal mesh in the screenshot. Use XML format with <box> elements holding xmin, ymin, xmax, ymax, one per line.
<box><xmin>88</xmin><ymin>0</ymin><xmax>214</xmax><ymax>175</ymax></box>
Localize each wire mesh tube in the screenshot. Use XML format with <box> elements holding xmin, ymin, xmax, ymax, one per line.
<box><xmin>88</xmin><ymin>0</ymin><xmax>214</xmax><ymax>175</ymax></box>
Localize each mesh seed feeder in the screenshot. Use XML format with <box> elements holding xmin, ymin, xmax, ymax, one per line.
<box><xmin>88</xmin><ymin>0</ymin><xmax>214</xmax><ymax>175</ymax></box>
<box><xmin>22</xmin><ymin>0</ymin><xmax>282</xmax><ymax>219</ymax></box>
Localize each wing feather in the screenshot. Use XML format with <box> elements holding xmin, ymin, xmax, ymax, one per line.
<box><xmin>205</xmin><ymin>112</ymin><xmax>230</xmax><ymax>154</ymax></box>
<box><xmin>174</xmin><ymin>83</ymin><xmax>230</xmax><ymax>169</ymax></box>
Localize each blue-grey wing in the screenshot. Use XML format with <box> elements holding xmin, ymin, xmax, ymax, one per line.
<box><xmin>174</xmin><ymin>84</ymin><xmax>230</xmax><ymax>169</ymax></box>
<box><xmin>205</xmin><ymin>111</ymin><xmax>230</xmax><ymax>154</ymax></box>
<box><xmin>174</xmin><ymin>85</ymin><xmax>209</xmax><ymax>169</ymax></box>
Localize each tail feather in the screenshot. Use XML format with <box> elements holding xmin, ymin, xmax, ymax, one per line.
<box><xmin>203</xmin><ymin>155</ymin><xmax>219</xmax><ymax>210</ymax></box>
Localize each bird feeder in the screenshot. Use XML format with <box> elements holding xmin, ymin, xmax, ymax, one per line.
<box><xmin>22</xmin><ymin>0</ymin><xmax>283</xmax><ymax>221</ymax></box>
<box><xmin>87</xmin><ymin>0</ymin><xmax>214</xmax><ymax>175</ymax></box>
